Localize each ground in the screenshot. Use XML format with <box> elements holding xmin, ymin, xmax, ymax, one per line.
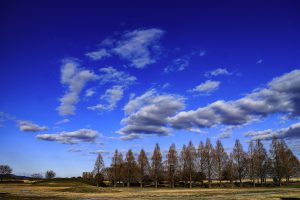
<box><xmin>0</xmin><ymin>180</ymin><xmax>300</xmax><ymax>200</ymax></box>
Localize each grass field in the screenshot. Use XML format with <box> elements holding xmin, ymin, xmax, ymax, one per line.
<box><xmin>1</xmin><ymin>179</ymin><xmax>300</xmax><ymax>200</ymax></box>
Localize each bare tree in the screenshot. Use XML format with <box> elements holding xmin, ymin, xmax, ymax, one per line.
<box><xmin>138</xmin><ymin>149</ymin><xmax>149</xmax><ymax>188</ymax></box>
<box><xmin>204</xmin><ymin>138</ymin><xmax>214</xmax><ymax>188</ymax></box>
<box><xmin>167</xmin><ymin>143</ymin><xmax>178</xmax><ymax>188</ymax></box>
<box><xmin>0</xmin><ymin>165</ymin><xmax>12</xmax><ymax>181</ymax></box>
<box><xmin>254</xmin><ymin>139</ymin><xmax>268</xmax><ymax>184</ymax></box>
<box><xmin>186</xmin><ymin>141</ymin><xmax>196</xmax><ymax>188</ymax></box>
<box><xmin>214</xmin><ymin>140</ymin><xmax>228</xmax><ymax>186</ymax></box>
<box><xmin>151</xmin><ymin>143</ymin><xmax>162</xmax><ymax>188</ymax></box>
<box><xmin>180</xmin><ymin>144</ymin><xmax>188</xmax><ymax>187</ymax></box>
<box><xmin>93</xmin><ymin>153</ymin><xmax>105</xmax><ymax>187</ymax></box>
<box><xmin>111</xmin><ymin>149</ymin><xmax>119</xmax><ymax>187</ymax></box>
<box><xmin>197</xmin><ymin>141</ymin><xmax>206</xmax><ymax>185</ymax></box>
<box><xmin>124</xmin><ymin>149</ymin><xmax>137</xmax><ymax>187</ymax></box>
<box><xmin>233</xmin><ymin>139</ymin><xmax>247</xmax><ymax>187</ymax></box>
<box><xmin>31</xmin><ymin>173</ymin><xmax>43</xmax><ymax>179</ymax></box>
<box><xmin>45</xmin><ymin>170</ymin><xmax>56</xmax><ymax>179</ymax></box>
<box><xmin>223</xmin><ymin>153</ymin><xmax>235</xmax><ymax>188</ymax></box>
<box><xmin>270</xmin><ymin>137</ymin><xmax>283</xmax><ymax>186</ymax></box>
<box><xmin>248</xmin><ymin>140</ymin><xmax>256</xmax><ymax>187</ymax></box>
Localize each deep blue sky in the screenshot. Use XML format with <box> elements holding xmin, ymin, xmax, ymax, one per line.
<box><xmin>1</xmin><ymin>0</ymin><xmax>300</xmax><ymax>177</ymax></box>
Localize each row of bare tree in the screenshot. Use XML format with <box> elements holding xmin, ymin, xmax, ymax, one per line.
<box><xmin>92</xmin><ymin>137</ymin><xmax>300</xmax><ymax>188</ymax></box>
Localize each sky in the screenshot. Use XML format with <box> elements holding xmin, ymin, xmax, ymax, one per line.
<box><xmin>1</xmin><ymin>0</ymin><xmax>300</xmax><ymax>177</ymax></box>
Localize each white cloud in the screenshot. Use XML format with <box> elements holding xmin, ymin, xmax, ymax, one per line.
<box><xmin>98</xmin><ymin>66</ymin><xmax>136</xmax><ymax>86</ymax></box>
<box><xmin>57</xmin><ymin>58</ymin><xmax>98</xmax><ymax>116</ymax></box>
<box><xmin>89</xmin><ymin>150</ymin><xmax>111</xmax><ymax>155</ymax></box>
<box><xmin>85</xmin><ymin>89</ymin><xmax>96</xmax><ymax>97</ymax></box>
<box><xmin>113</xmin><ymin>28</ymin><xmax>165</xmax><ymax>68</ymax></box>
<box><xmin>257</xmin><ymin>59</ymin><xmax>263</xmax><ymax>64</ymax></box>
<box><xmin>36</xmin><ymin>129</ymin><xmax>99</xmax><ymax>144</ymax></box>
<box><xmin>162</xmin><ymin>83</ymin><xmax>170</xmax><ymax>89</ymax></box>
<box><xmin>118</xmin><ymin>89</ymin><xmax>185</xmax><ymax>136</ymax></box>
<box><xmin>205</xmin><ymin>68</ymin><xmax>232</xmax><ymax>77</ymax></box>
<box><xmin>120</xmin><ymin>133</ymin><xmax>142</xmax><ymax>141</ymax></box>
<box><xmin>245</xmin><ymin>122</ymin><xmax>300</xmax><ymax>140</ymax></box>
<box><xmin>17</xmin><ymin>120</ymin><xmax>48</xmax><ymax>132</ymax></box>
<box><xmin>55</xmin><ymin>119</ymin><xmax>70</xmax><ymax>125</ymax></box>
<box><xmin>191</xmin><ymin>80</ymin><xmax>220</xmax><ymax>94</ymax></box>
<box><xmin>88</xmin><ymin>85</ymin><xmax>124</xmax><ymax>111</ymax></box>
<box><xmin>164</xmin><ymin>57</ymin><xmax>190</xmax><ymax>73</ymax></box>
<box><xmin>85</xmin><ymin>49</ymin><xmax>111</xmax><ymax>60</ymax></box>
<box><xmin>170</xmin><ymin>69</ymin><xmax>300</xmax><ymax>131</ymax></box>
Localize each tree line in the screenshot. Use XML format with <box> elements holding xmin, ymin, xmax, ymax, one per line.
<box><xmin>92</xmin><ymin>137</ymin><xmax>300</xmax><ymax>188</ymax></box>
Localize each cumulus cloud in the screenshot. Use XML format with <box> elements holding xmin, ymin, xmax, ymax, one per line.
<box><xmin>36</xmin><ymin>129</ymin><xmax>99</xmax><ymax>144</ymax></box>
<box><xmin>85</xmin><ymin>49</ymin><xmax>111</xmax><ymax>60</ymax></box>
<box><xmin>190</xmin><ymin>80</ymin><xmax>220</xmax><ymax>94</ymax></box>
<box><xmin>17</xmin><ymin>120</ymin><xmax>48</xmax><ymax>132</ymax></box>
<box><xmin>57</xmin><ymin>59</ymin><xmax>98</xmax><ymax>116</ymax></box>
<box><xmin>245</xmin><ymin>122</ymin><xmax>300</xmax><ymax>140</ymax></box>
<box><xmin>118</xmin><ymin>89</ymin><xmax>185</xmax><ymax>136</ymax></box>
<box><xmin>113</xmin><ymin>28</ymin><xmax>165</xmax><ymax>68</ymax></box>
<box><xmin>205</xmin><ymin>68</ymin><xmax>232</xmax><ymax>77</ymax></box>
<box><xmin>88</xmin><ymin>85</ymin><xmax>124</xmax><ymax>111</ymax></box>
<box><xmin>170</xmin><ymin>69</ymin><xmax>300</xmax><ymax>131</ymax></box>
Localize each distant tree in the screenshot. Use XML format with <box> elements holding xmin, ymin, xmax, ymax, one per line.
<box><xmin>223</xmin><ymin>153</ymin><xmax>235</xmax><ymax>188</ymax></box>
<box><xmin>167</xmin><ymin>143</ymin><xmax>178</xmax><ymax>188</ymax></box>
<box><xmin>180</xmin><ymin>144</ymin><xmax>188</xmax><ymax>187</ymax></box>
<box><xmin>93</xmin><ymin>153</ymin><xmax>105</xmax><ymax>187</ymax></box>
<box><xmin>124</xmin><ymin>149</ymin><xmax>137</xmax><ymax>187</ymax></box>
<box><xmin>248</xmin><ymin>140</ymin><xmax>257</xmax><ymax>187</ymax></box>
<box><xmin>214</xmin><ymin>140</ymin><xmax>228</xmax><ymax>186</ymax></box>
<box><xmin>45</xmin><ymin>170</ymin><xmax>56</xmax><ymax>179</ymax></box>
<box><xmin>151</xmin><ymin>143</ymin><xmax>162</xmax><ymax>188</ymax></box>
<box><xmin>31</xmin><ymin>173</ymin><xmax>43</xmax><ymax>179</ymax></box>
<box><xmin>186</xmin><ymin>141</ymin><xmax>196</xmax><ymax>188</ymax></box>
<box><xmin>204</xmin><ymin>138</ymin><xmax>214</xmax><ymax>188</ymax></box>
<box><xmin>233</xmin><ymin>139</ymin><xmax>247</xmax><ymax>187</ymax></box>
<box><xmin>270</xmin><ymin>137</ymin><xmax>283</xmax><ymax>186</ymax></box>
<box><xmin>0</xmin><ymin>165</ymin><xmax>12</xmax><ymax>181</ymax></box>
<box><xmin>280</xmin><ymin>140</ymin><xmax>300</xmax><ymax>183</ymax></box>
<box><xmin>111</xmin><ymin>149</ymin><xmax>120</xmax><ymax>187</ymax></box>
<box><xmin>254</xmin><ymin>139</ymin><xmax>268</xmax><ymax>184</ymax></box>
<box><xmin>197</xmin><ymin>141</ymin><xmax>206</xmax><ymax>185</ymax></box>
<box><xmin>138</xmin><ymin>149</ymin><xmax>149</xmax><ymax>188</ymax></box>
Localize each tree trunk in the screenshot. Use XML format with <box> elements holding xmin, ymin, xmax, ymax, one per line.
<box><xmin>189</xmin><ymin>173</ymin><xmax>192</xmax><ymax>188</ymax></box>
<box><xmin>127</xmin><ymin>182</ymin><xmax>130</xmax><ymax>187</ymax></box>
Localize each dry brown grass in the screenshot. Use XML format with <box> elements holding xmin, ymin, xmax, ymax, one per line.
<box><xmin>0</xmin><ymin>180</ymin><xmax>300</xmax><ymax>200</ymax></box>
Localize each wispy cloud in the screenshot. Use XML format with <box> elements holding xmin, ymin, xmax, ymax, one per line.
<box><xmin>57</xmin><ymin>58</ymin><xmax>98</xmax><ymax>116</ymax></box>
<box><xmin>205</xmin><ymin>68</ymin><xmax>232</xmax><ymax>77</ymax></box>
<box><xmin>17</xmin><ymin>120</ymin><xmax>48</xmax><ymax>132</ymax></box>
<box><xmin>85</xmin><ymin>88</ymin><xmax>96</xmax><ymax>97</ymax></box>
<box><xmin>88</xmin><ymin>85</ymin><xmax>124</xmax><ymax>111</ymax></box>
<box><xmin>164</xmin><ymin>57</ymin><xmax>190</xmax><ymax>73</ymax></box>
<box><xmin>55</xmin><ymin>119</ymin><xmax>70</xmax><ymax>125</ymax></box>
<box><xmin>190</xmin><ymin>80</ymin><xmax>220</xmax><ymax>95</ymax></box>
<box><xmin>98</xmin><ymin>66</ymin><xmax>136</xmax><ymax>86</ymax></box>
<box><xmin>87</xmin><ymin>28</ymin><xmax>165</xmax><ymax>68</ymax></box>
<box><xmin>85</xmin><ymin>49</ymin><xmax>111</xmax><ymax>60</ymax></box>
<box><xmin>36</xmin><ymin>129</ymin><xmax>99</xmax><ymax>144</ymax></box>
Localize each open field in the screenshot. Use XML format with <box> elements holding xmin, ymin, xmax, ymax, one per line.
<box><xmin>1</xmin><ymin>180</ymin><xmax>300</xmax><ymax>200</ymax></box>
